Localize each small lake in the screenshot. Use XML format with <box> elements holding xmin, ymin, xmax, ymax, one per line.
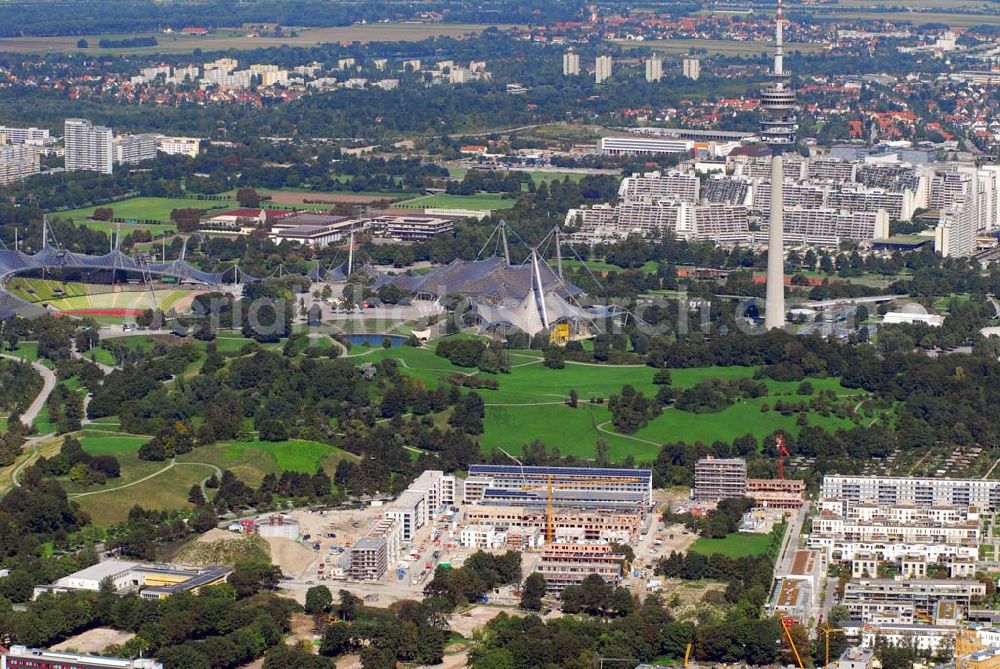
<box><xmin>346</xmin><ymin>333</ymin><xmax>407</xmax><ymax>347</ymax></box>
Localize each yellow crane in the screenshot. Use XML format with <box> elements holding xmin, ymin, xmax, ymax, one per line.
<box><xmin>519</xmin><ymin>473</ymin><xmax>647</xmax><ymax>544</ymax></box>
<box><xmin>684</xmin><ymin>643</ymin><xmax>693</xmax><ymax>669</ymax></box>
<box><xmin>820</xmin><ymin>623</ymin><xmax>846</xmax><ymax>668</ymax></box>
<box><xmin>780</xmin><ymin>617</ymin><xmax>806</xmax><ymax>669</ymax></box>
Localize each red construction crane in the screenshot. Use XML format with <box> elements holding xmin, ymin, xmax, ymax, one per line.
<box><xmin>776</xmin><ymin>433</ymin><xmax>791</xmax><ymax>480</ymax></box>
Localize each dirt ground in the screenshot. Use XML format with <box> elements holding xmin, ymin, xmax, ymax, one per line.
<box><xmin>51</xmin><ymin>628</ymin><xmax>135</xmax><ymax>653</ymax></box>
<box><xmin>447</xmin><ymin>605</ymin><xmax>520</xmax><ymax>637</ymax></box>
<box><xmin>197</xmin><ymin>528</ymin><xmax>237</xmax><ymax>544</ymax></box>
<box><xmin>265</xmin><ymin>536</ymin><xmax>317</xmax><ymax>577</ymax></box>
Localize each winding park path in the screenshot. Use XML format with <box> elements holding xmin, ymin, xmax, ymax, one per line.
<box><xmin>596</xmin><ymin>420</ymin><xmax>662</xmax><ymax>448</ymax></box>
<box><xmin>66</xmin><ymin>458</ymin><xmax>222</xmax><ymax>499</ymax></box>
<box><xmin>0</xmin><ymin>353</ymin><xmax>57</xmax><ymax>427</ymax></box>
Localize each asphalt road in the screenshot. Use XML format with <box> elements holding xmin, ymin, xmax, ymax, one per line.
<box><xmin>0</xmin><ymin>353</ymin><xmax>56</xmax><ymax>427</ymax></box>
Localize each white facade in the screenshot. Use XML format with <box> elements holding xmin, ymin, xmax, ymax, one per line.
<box><xmin>563</xmin><ymin>51</ymin><xmax>580</xmax><ymax>76</ymax></box>
<box><xmin>682</xmin><ymin>57</ymin><xmax>700</xmax><ymax>80</ymax></box>
<box><xmin>645</xmin><ymin>55</ymin><xmax>663</xmax><ymax>82</ymax></box>
<box><xmin>460</xmin><ymin>524</ymin><xmax>507</xmax><ymax>549</ymax></box>
<box><xmin>113</xmin><ymin>134</ymin><xmax>157</xmax><ymax>165</ymax></box>
<box><xmin>64</xmin><ymin>118</ymin><xmax>113</xmax><ymax>174</ymax></box>
<box><xmin>619</xmin><ymin>170</ymin><xmax>699</xmax><ymax>201</ymax></box>
<box><xmin>595</xmin><ymin>55</ymin><xmax>613</xmax><ymax>84</ymax></box>
<box><xmin>155</xmin><ymin>135</ymin><xmax>201</xmax><ymax>157</ymax></box>
<box><xmin>0</xmin><ymin>126</ymin><xmax>50</xmax><ymax>145</ymax></box>
<box><xmin>820</xmin><ymin>475</ymin><xmax>1000</xmax><ymax>509</ymax></box>
<box><xmin>0</xmin><ymin>143</ymin><xmax>40</xmax><ymax>185</ymax></box>
<box><xmin>385</xmin><ymin>470</ymin><xmax>459</xmax><ymax>542</ymax></box>
<box><xmin>600</xmin><ymin>136</ymin><xmax>693</xmax><ymax>156</ymax></box>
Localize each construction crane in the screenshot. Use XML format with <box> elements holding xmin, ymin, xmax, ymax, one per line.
<box><xmin>820</xmin><ymin>623</ymin><xmax>846</xmax><ymax>668</ymax></box>
<box><xmin>780</xmin><ymin>617</ymin><xmax>806</xmax><ymax>669</ymax></box>
<box><xmin>776</xmin><ymin>433</ymin><xmax>792</xmax><ymax>480</ymax></box>
<box><xmin>519</xmin><ymin>473</ymin><xmax>646</xmax><ymax>544</ymax></box>
<box><xmin>684</xmin><ymin>643</ymin><xmax>693</xmax><ymax>669</ymax></box>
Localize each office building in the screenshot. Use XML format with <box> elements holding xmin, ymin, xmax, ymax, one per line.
<box><xmin>645</xmin><ymin>54</ymin><xmax>663</xmax><ymax>82</ymax></box>
<box><xmin>113</xmin><ymin>134</ymin><xmax>157</xmax><ymax>165</ymax></box>
<box><xmin>682</xmin><ymin>56</ymin><xmax>701</xmax><ymax>80</ymax></box>
<box><xmin>595</xmin><ymin>55</ymin><xmax>613</xmax><ymax>84</ymax></box>
<box><xmin>1</xmin><ymin>646</ymin><xmax>161</xmax><ymax>669</ymax></box>
<box><xmin>0</xmin><ymin>126</ymin><xmax>50</xmax><ymax>145</ymax></box>
<box><xmin>64</xmin><ymin>118</ymin><xmax>113</xmax><ymax>174</ymax></box>
<box><xmin>563</xmin><ymin>51</ymin><xmax>580</xmax><ymax>76</ymax></box>
<box><xmin>155</xmin><ymin>135</ymin><xmax>201</xmax><ymax>157</ymax></box>
<box><xmin>694</xmin><ymin>458</ymin><xmax>748</xmax><ymax>501</ymax></box>
<box><xmin>600</xmin><ymin>136</ymin><xmax>693</xmax><ymax>156</ymax></box>
<box><xmin>820</xmin><ymin>474</ymin><xmax>1000</xmax><ymax>511</ymax></box>
<box><xmin>372</xmin><ymin>214</ymin><xmax>454</xmax><ymax>241</ymax></box>
<box><xmin>346</xmin><ymin>536</ymin><xmax>388</xmax><ymax>581</ymax></box>
<box><xmin>0</xmin><ymin>144</ymin><xmax>40</xmax><ymax>185</ymax></box>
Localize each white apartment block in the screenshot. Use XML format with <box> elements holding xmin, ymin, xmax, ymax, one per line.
<box><xmin>141</xmin><ymin>65</ymin><xmax>171</xmax><ymax>80</ymax></box>
<box><xmin>595</xmin><ymin>55</ymin><xmax>613</xmax><ymax>84</ymax></box>
<box><xmin>821</xmin><ymin>474</ymin><xmax>1000</xmax><ymax>511</ymax></box>
<box><xmin>826</xmin><ymin>185</ymin><xmax>915</xmax><ymax>221</ymax></box>
<box><xmin>808</xmin><ymin>498</ymin><xmax>979</xmax><ymax>564</ymax></box>
<box><xmin>842</xmin><ymin>578</ymin><xmax>985</xmax><ymax>624</ymax></box>
<box><xmin>645</xmin><ymin>55</ymin><xmax>663</xmax><ymax>82</ymax></box>
<box><xmin>682</xmin><ymin>56</ymin><xmax>700</xmax><ymax>81</ymax></box>
<box><xmin>113</xmin><ymin>134</ymin><xmax>157</xmax><ymax>165</ymax></box>
<box><xmin>0</xmin><ymin>143</ymin><xmax>40</xmax><ymax>185</ymax></box>
<box><xmin>204</xmin><ymin>68</ymin><xmax>252</xmax><ymax>90</ymax></box>
<box><xmin>563</xmin><ymin>51</ymin><xmax>580</xmax><ymax>76</ymax></box>
<box><xmin>385</xmin><ymin>470</ymin><xmax>459</xmax><ymax>542</ymax></box>
<box><xmin>752</xmin><ymin>181</ymin><xmax>829</xmax><ymax>215</ymax></box>
<box><xmin>155</xmin><ymin>135</ymin><xmax>201</xmax><ymax>158</ymax></box>
<box><xmin>807</xmin><ymin>158</ymin><xmax>857</xmax><ymax>182</ymax></box>
<box><xmin>936</xmin><ymin>194</ymin><xmax>978</xmax><ymax>258</ymax></box>
<box><xmin>769</xmin><ymin>207</ymin><xmax>890</xmax><ymax>247</ymax></box>
<box><xmin>0</xmin><ymin>125</ymin><xmax>50</xmax><ymax>145</ymax></box>
<box><xmin>619</xmin><ymin>170</ymin><xmax>700</xmax><ymax>201</ymax></box>
<box><xmin>401</xmin><ymin>59</ymin><xmax>421</xmax><ymax>72</ymax></box>
<box><xmin>64</xmin><ymin>118</ymin><xmax>113</xmax><ymax>174</ymax></box>
<box><xmin>460</xmin><ymin>524</ymin><xmax>507</xmax><ymax>549</ymax></box>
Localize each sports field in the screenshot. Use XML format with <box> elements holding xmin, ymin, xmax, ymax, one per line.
<box><xmin>40</xmin><ymin>288</ymin><xmax>201</xmax><ymax>313</ymax></box>
<box><xmin>354</xmin><ymin>344</ymin><xmax>870</xmax><ymax>462</ymax></box>
<box><xmin>0</xmin><ymin>23</ymin><xmax>506</xmax><ymax>55</ymax></box>
<box><xmin>611</xmin><ymin>38</ymin><xmax>827</xmax><ymax>56</ymax></box>
<box><xmin>396</xmin><ymin>193</ymin><xmax>518</xmax><ymax>211</ymax></box>
<box><xmin>6</xmin><ymin>278</ymin><xmax>88</xmax><ymax>302</ymax></box>
<box><xmin>447</xmin><ymin>167</ymin><xmax>603</xmax><ymax>185</ymax></box>
<box><xmin>53</xmin><ymin>196</ymin><xmax>238</xmax><ymax>226</ymax></box>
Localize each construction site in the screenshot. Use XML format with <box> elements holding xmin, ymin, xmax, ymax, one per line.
<box><xmin>210</xmin><ymin>464</ymin><xmax>701</xmax><ymax>607</ymax></box>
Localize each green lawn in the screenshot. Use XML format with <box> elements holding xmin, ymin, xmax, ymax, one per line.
<box><xmin>177</xmin><ymin>439</ymin><xmax>357</xmax><ymax>487</ymax></box>
<box><xmin>561</xmin><ymin>258</ymin><xmax>661</xmax><ymax>274</ymax></box>
<box><xmin>356</xmin><ymin>344</ymin><xmax>869</xmax><ymax>461</ymax></box>
<box><xmin>447</xmin><ymin>167</ymin><xmax>596</xmax><ymax>185</ymax></box>
<box><xmin>395</xmin><ymin>193</ymin><xmax>517</xmax><ymax>211</ymax></box>
<box><xmin>74</xmin><ymin>464</ymin><xmax>209</xmax><ymax>526</ymax></box>
<box><xmin>51</xmin><ymin>196</ymin><xmax>239</xmax><ymax>226</ymax></box>
<box><xmin>690</xmin><ymin>533</ymin><xmax>772</xmax><ymax>557</ymax></box>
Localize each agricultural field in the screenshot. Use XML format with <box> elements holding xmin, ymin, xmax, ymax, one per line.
<box><xmin>0</xmin><ymin>24</ymin><xmax>506</xmax><ymax>55</ymax></box>
<box><xmin>611</xmin><ymin>38</ymin><xmax>826</xmax><ymax>56</ymax></box>
<box><xmin>795</xmin><ymin>9</ymin><xmax>1000</xmax><ymax>27</ymax></box>
<box><xmin>689</xmin><ymin>532</ymin><xmax>773</xmax><ymax>558</ymax></box>
<box><xmin>355</xmin><ymin>344</ymin><xmax>871</xmax><ymax>462</ymax></box>
<box><xmin>52</xmin><ymin>196</ymin><xmax>238</xmax><ymax>226</ymax></box>
<box><xmin>396</xmin><ymin>193</ymin><xmax>518</xmax><ymax>211</ymax></box>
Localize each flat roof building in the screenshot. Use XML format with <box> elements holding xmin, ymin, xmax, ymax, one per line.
<box><xmin>820</xmin><ymin>475</ymin><xmax>1000</xmax><ymax>511</ymax></box>
<box><xmin>694</xmin><ymin>458</ymin><xmax>747</xmax><ymax>501</ymax></box>
<box><xmin>466</xmin><ymin>465</ymin><xmax>653</xmax><ymax>507</ymax></box>
<box><xmin>1</xmin><ymin>646</ymin><xmax>161</xmax><ymax>669</ymax></box>
<box><xmin>32</xmin><ymin>559</ymin><xmax>231</xmax><ymax>600</ymax></box>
